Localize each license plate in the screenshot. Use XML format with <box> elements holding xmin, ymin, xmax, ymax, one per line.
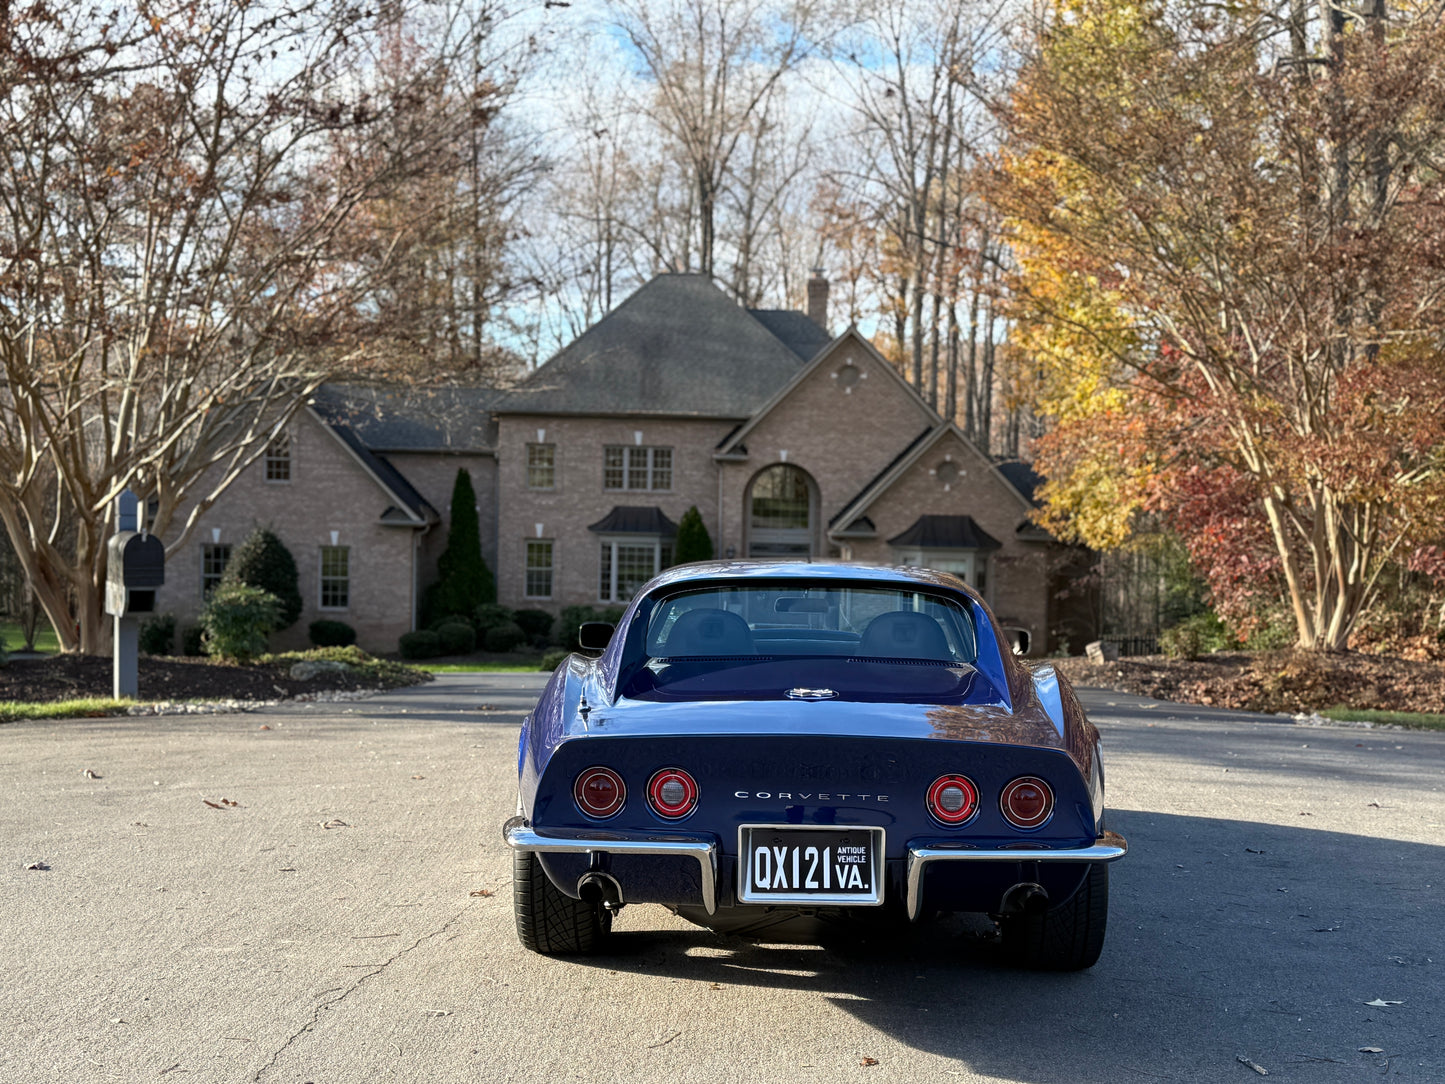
<box><xmin>738</xmin><ymin>827</ymin><xmax>885</xmax><ymax>905</ymax></box>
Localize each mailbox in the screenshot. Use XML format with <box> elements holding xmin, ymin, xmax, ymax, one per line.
<box><xmin>105</xmin><ymin>531</ymin><xmax>166</xmax><ymax>616</ymax></box>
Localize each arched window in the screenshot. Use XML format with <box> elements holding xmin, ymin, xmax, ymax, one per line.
<box><xmin>748</xmin><ymin>464</ymin><xmax>813</xmax><ymax>557</ymax></box>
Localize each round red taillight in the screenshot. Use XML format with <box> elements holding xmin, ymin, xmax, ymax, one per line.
<box><xmin>574</xmin><ymin>767</ymin><xmax>625</xmax><ymax>820</ymax></box>
<box><xmin>926</xmin><ymin>774</ymin><xmax>979</xmax><ymax>825</ymax></box>
<box><xmin>1000</xmin><ymin>776</ymin><xmax>1054</xmax><ymax>829</ymax></box>
<box><xmin>646</xmin><ymin>768</ymin><xmax>698</xmax><ymax>819</ymax></box>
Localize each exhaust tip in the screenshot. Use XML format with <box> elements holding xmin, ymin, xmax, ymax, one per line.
<box><xmin>577</xmin><ymin>871</ymin><xmax>625</xmax><ymax>911</ymax></box>
<box><xmin>1000</xmin><ymin>882</ymin><xmax>1049</xmax><ymax>915</ymax></box>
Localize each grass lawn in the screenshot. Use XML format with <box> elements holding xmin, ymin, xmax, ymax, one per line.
<box><xmin>0</xmin><ymin>697</ymin><xmax>131</xmax><ymax>722</ymax></box>
<box><xmin>1321</xmin><ymin>706</ymin><xmax>1445</xmax><ymax>731</ymax></box>
<box><xmin>0</xmin><ymin>621</ymin><xmax>61</xmax><ymax>654</ymax></box>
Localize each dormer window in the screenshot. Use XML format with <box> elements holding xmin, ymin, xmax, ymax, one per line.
<box><xmin>265</xmin><ymin>433</ymin><xmax>291</xmax><ymax>482</ymax></box>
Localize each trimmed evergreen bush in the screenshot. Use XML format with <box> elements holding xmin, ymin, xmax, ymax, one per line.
<box><xmin>200</xmin><ymin>583</ymin><xmax>282</xmax><ymax>662</ymax></box>
<box><xmin>309</xmin><ymin>619</ymin><xmax>357</xmax><ymax>647</ymax></box>
<box><xmin>181</xmin><ymin>625</ymin><xmax>205</xmax><ymax>656</ymax></box>
<box><xmin>552</xmin><ymin>605</ymin><xmax>625</xmax><ymax>650</ymax></box>
<box><xmin>539</xmin><ymin>649</ymin><xmax>568</xmax><ymax>672</ymax></box>
<box><xmin>474</xmin><ymin>603</ymin><xmax>516</xmax><ymax>634</ymax></box>
<box><xmin>222</xmin><ymin>528</ymin><xmax>303</xmax><ymax>630</ymax></box>
<box><xmin>399</xmin><ymin>630</ymin><xmax>444</xmax><ymax>659</ymax></box>
<box><xmin>483</xmin><ymin>621</ymin><xmax>526</xmax><ymax>653</ymax></box>
<box><xmin>437</xmin><ymin>621</ymin><xmax>477</xmax><ymax>655</ymax></box>
<box><xmin>424</xmin><ymin>469</ymin><xmax>495</xmax><ymax>625</ymax></box>
<box><xmin>514</xmin><ymin>608</ymin><xmax>554</xmax><ymax>642</ymax></box>
<box><xmin>139</xmin><ymin>613</ymin><xmax>177</xmax><ymax>655</ymax></box>
<box><xmin>674</xmin><ymin>505</ymin><xmax>714</xmax><ymax>564</ymax></box>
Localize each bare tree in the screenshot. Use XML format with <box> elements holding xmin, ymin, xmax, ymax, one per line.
<box><xmin>0</xmin><ymin>0</ymin><xmax>525</xmax><ymax>653</ymax></box>
<box><xmin>611</xmin><ymin>0</ymin><xmax>821</xmax><ymax>286</ymax></box>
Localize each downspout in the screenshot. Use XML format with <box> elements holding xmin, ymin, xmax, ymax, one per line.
<box><xmin>412</xmin><ymin>521</ymin><xmax>433</xmax><ymax>632</ymax></box>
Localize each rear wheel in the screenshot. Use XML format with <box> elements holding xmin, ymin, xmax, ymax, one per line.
<box><xmin>999</xmin><ymin>864</ymin><xmax>1108</xmax><ymax>971</ymax></box>
<box><xmin>512</xmin><ymin>849</ymin><xmax>612</xmax><ymax>954</ymax></box>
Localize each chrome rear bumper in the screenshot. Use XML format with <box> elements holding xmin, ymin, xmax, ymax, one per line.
<box><xmin>504</xmin><ymin>818</ymin><xmax>1126</xmax><ymax>922</ymax></box>
<box><xmin>503</xmin><ymin>816</ymin><xmax>720</xmax><ymax>914</ymax></box>
<box><xmin>905</xmin><ymin>830</ymin><xmax>1128</xmax><ymax>920</ymax></box>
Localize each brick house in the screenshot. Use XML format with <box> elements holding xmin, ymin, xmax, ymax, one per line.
<box><xmin>153</xmin><ymin>273</ymin><xmax>1064</xmax><ymax>653</ymax></box>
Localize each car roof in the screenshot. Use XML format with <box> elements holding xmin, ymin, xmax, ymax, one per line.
<box><xmin>643</xmin><ymin>560</ymin><xmax>974</xmax><ymax>596</ymax></box>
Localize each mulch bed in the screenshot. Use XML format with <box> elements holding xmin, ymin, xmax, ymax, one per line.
<box><xmin>0</xmin><ymin>654</ymin><xmax>422</xmax><ymax>704</ymax></box>
<box><xmin>1053</xmin><ymin>650</ymin><xmax>1445</xmax><ymax>715</ymax></box>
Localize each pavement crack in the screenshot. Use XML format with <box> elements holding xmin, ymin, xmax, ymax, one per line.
<box><xmin>252</xmin><ymin>906</ymin><xmax>470</xmax><ymax>1081</ymax></box>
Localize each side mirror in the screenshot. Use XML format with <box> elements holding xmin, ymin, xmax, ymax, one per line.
<box><xmin>578</xmin><ymin>621</ymin><xmax>615</xmax><ymax>652</ymax></box>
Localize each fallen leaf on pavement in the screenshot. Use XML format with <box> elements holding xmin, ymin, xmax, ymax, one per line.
<box><xmin>83</xmin><ymin>768</ymin><xmax>101</xmax><ymax>779</ymax></box>
<box><xmin>1359</xmin><ymin>1047</ymin><xmax>1384</xmax><ymax>1053</ymax></box>
<box><xmin>24</xmin><ymin>861</ymin><xmax>49</xmax><ymax>871</ymax></box>
<box><xmin>259</xmin><ymin>725</ymin><xmax>271</xmax><ymax>731</ymax></box>
<box><xmin>861</xmin><ymin>1057</ymin><xmax>879</xmax><ymax>1067</ymax></box>
<box><xmin>1364</xmin><ymin>999</ymin><xmax>1403</xmax><ymax>1007</ymax></box>
<box><xmin>203</xmin><ymin>800</ymin><xmax>226</xmax><ymax>809</ymax></box>
<box><xmin>321</xmin><ymin>819</ymin><xmax>350</xmax><ymax>829</ymax></box>
<box><xmin>1236</xmin><ymin>1056</ymin><xmax>1268</xmax><ymax>1075</ymax></box>
<box><xmin>469</xmin><ymin>889</ymin><xmax>494</xmax><ymax>897</ymax></box>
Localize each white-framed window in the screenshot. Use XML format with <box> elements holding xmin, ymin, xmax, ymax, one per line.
<box><xmin>603</xmin><ymin>446</ymin><xmax>672</xmax><ymax>491</ymax></box>
<box><xmin>598</xmin><ymin>537</ymin><xmax>672</xmax><ymax>602</ymax></box>
<box><xmin>895</xmin><ymin>548</ymin><xmax>989</xmax><ymax>596</ymax></box>
<box><xmin>525</xmin><ymin>540</ymin><xmax>554</xmax><ymax>598</ymax></box>
<box><xmin>200</xmin><ymin>543</ymin><xmax>231</xmax><ymax>597</ymax></box>
<box><xmin>265</xmin><ymin>433</ymin><xmax>292</xmax><ymax>482</ymax></box>
<box><xmin>526</xmin><ymin>443</ymin><xmax>556</xmax><ymax>490</ymax></box>
<box><xmin>319</xmin><ymin>545</ymin><xmax>349</xmax><ymax>609</ymax></box>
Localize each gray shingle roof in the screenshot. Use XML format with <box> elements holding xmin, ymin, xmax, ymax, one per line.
<box><xmin>746</xmin><ymin>309</ymin><xmax>831</xmax><ymax>361</ymax></box>
<box><xmin>310</xmin><ymin>384</ymin><xmax>499</xmax><ymax>451</ymax></box>
<box><xmin>494</xmin><ymin>275</ymin><xmax>812</xmax><ymax>418</ymax></box>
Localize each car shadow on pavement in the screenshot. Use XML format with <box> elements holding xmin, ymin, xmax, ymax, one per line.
<box><xmin>564</xmin><ymin>807</ymin><xmax>1445</xmax><ymax>1083</ymax></box>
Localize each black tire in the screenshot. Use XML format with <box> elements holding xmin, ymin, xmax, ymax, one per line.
<box><xmin>999</xmin><ymin>864</ymin><xmax>1109</xmax><ymax>971</ymax></box>
<box><xmin>512</xmin><ymin>849</ymin><xmax>612</xmax><ymax>954</ymax></box>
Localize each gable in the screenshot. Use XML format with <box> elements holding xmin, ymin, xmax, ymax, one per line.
<box><xmin>828</xmin><ymin>424</ymin><xmax>1033</xmax><ymax>538</ymax></box>
<box><xmin>717</xmin><ymin>329</ymin><xmax>939</xmax><ymax>457</ymax></box>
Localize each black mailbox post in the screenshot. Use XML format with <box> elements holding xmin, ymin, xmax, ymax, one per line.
<box><xmin>105</xmin><ymin>501</ymin><xmax>165</xmax><ymax>698</ymax></box>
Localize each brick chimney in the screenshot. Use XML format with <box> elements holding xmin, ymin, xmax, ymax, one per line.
<box><xmin>806</xmin><ymin>267</ymin><xmax>829</xmax><ymax>334</ymax></box>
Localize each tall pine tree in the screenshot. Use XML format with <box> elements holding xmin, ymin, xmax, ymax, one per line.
<box><xmin>674</xmin><ymin>506</ymin><xmax>714</xmax><ymax>564</ymax></box>
<box><xmin>426</xmin><ymin>468</ymin><xmax>494</xmax><ymax>624</ymax></box>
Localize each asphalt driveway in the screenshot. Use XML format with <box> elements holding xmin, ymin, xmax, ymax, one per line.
<box><xmin>1</xmin><ymin>674</ymin><xmax>1441</xmax><ymax>1083</ymax></box>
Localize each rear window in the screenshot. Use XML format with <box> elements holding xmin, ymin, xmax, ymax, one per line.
<box><xmin>619</xmin><ymin>583</ymin><xmax>986</xmax><ymax>703</ymax></box>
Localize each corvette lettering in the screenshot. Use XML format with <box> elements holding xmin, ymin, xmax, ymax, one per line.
<box><xmin>734</xmin><ymin>791</ymin><xmax>890</xmax><ymax>802</ymax></box>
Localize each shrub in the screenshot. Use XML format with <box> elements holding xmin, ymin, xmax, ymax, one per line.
<box><xmin>437</xmin><ymin>621</ymin><xmax>477</xmax><ymax>655</ymax></box>
<box><xmin>539</xmin><ymin>649</ymin><xmax>568</xmax><ymax>672</ymax></box>
<box><xmin>309</xmin><ymin>619</ymin><xmax>357</xmax><ymax>648</ymax></box>
<box><xmin>514</xmin><ymin>608</ymin><xmax>554</xmax><ymax>642</ymax></box>
<box><xmin>139</xmin><ymin>614</ymin><xmax>177</xmax><ymax>655</ymax></box>
<box><xmin>0</xmin><ymin>631</ymin><xmax>7</xmax><ymax>668</ymax></box>
<box><xmin>259</xmin><ymin>646</ymin><xmax>428</xmax><ymax>688</ymax></box>
<box><xmin>483</xmin><ymin>621</ymin><xmax>526</xmax><ymax>653</ymax></box>
<box><xmin>424</xmin><ymin>468</ymin><xmax>496</xmax><ymax>625</ymax></box>
<box><xmin>1160</xmin><ymin>611</ymin><xmax>1234</xmax><ymax>660</ymax></box>
<box><xmin>200</xmin><ymin>583</ymin><xmax>282</xmax><ymax>662</ymax></box>
<box><xmin>674</xmin><ymin>505</ymin><xmax>714</xmax><ymax>564</ymax></box>
<box><xmin>399</xmin><ymin>630</ymin><xmax>444</xmax><ymax>659</ymax></box>
<box><xmin>222</xmin><ymin>528</ymin><xmax>303</xmax><ymax>630</ymax></box>
<box><xmin>181</xmin><ymin>625</ymin><xmax>205</xmax><ymax>656</ymax></box>
<box><xmin>473</xmin><ymin>603</ymin><xmax>516</xmax><ymax>634</ymax></box>
<box><xmin>552</xmin><ymin>605</ymin><xmax>626</xmax><ymax>650</ymax></box>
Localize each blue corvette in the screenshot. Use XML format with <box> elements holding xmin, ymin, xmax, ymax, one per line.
<box><xmin>504</xmin><ymin>562</ymin><xmax>1126</xmax><ymax>970</ymax></box>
